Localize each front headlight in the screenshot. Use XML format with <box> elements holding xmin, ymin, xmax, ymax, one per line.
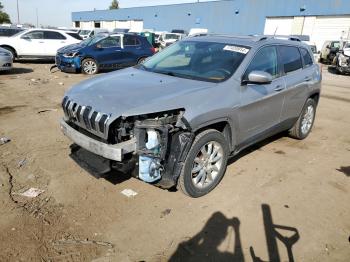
<box><xmin>63</xmin><ymin>52</ymin><xmax>78</xmax><ymax>58</ymax></box>
<box><xmin>338</xmin><ymin>54</ymin><xmax>348</xmax><ymax>66</ymax></box>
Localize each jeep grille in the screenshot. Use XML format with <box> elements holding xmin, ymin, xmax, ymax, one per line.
<box><xmin>62</xmin><ymin>96</ymin><xmax>110</xmax><ymax>138</ymax></box>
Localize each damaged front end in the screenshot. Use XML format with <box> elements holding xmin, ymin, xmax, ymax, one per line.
<box><xmin>109</xmin><ymin>110</ymin><xmax>194</xmax><ymax>188</ymax></box>
<box><xmin>336</xmin><ymin>51</ymin><xmax>350</xmax><ymax>73</ymax></box>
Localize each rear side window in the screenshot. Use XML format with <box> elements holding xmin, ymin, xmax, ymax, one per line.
<box><xmin>300</xmin><ymin>48</ymin><xmax>313</xmax><ymax>67</ymax></box>
<box><xmin>123</xmin><ymin>35</ymin><xmax>141</xmax><ymax>46</ymax></box>
<box><xmin>278</xmin><ymin>46</ymin><xmax>303</xmax><ymax>74</ymax></box>
<box><xmin>245</xmin><ymin>46</ymin><xmax>279</xmax><ymax>79</ymax></box>
<box><xmin>44</xmin><ymin>31</ymin><xmax>66</xmax><ymax>40</ymax></box>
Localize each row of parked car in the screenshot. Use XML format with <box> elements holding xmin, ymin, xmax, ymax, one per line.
<box><xmin>0</xmin><ymin>26</ymin><xmax>349</xmax><ymax>76</ymax></box>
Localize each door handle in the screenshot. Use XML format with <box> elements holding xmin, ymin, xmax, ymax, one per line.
<box><xmin>39</xmin><ymin>41</ymin><xmax>44</xmax><ymax>43</ymax></box>
<box><xmin>304</xmin><ymin>76</ymin><xmax>312</xmax><ymax>82</ymax></box>
<box><xmin>274</xmin><ymin>85</ymin><xmax>284</xmax><ymax>92</ymax></box>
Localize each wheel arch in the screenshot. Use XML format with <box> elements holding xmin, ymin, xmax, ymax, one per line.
<box><xmin>0</xmin><ymin>45</ymin><xmax>17</xmax><ymax>57</ymax></box>
<box><xmin>192</xmin><ymin>118</ymin><xmax>236</xmax><ymax>152</ymax></box>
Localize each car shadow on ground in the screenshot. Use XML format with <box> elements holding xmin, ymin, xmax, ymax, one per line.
<box><xmin>169</xmin><ymin>204</ymin><xmax>300</xmax><ymax>262</ymax></box>
<box><xmin>1</xmin><ymin>67</ymin><xmax>33</xmax><ymax>75</ymax></box>
<box><xmin>228</xmin><ymin>132</ymin><xmax>287</xmax><ymax>166</ymax></box>
<box><xmin>16</xmin><ymin>59</ymin><xmax>54</xmax><ymax>65</ymax></box>
<box><xmin>69</xmin><ymin>144</ymin><xmax>131</xmax><ymax>185</ymax></box>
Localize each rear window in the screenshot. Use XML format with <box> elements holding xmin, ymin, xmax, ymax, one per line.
<box><xmin>44</xmin><ymin>31</ymin><xmax>66</xmax><ymax>40</ymax></box>
<box><xmin>67</xmin><ymin>33</ymin><xmax>82</xmax><ymax>40</ymax></box>
<box><xmin>300</xmin><ymin>48</ymin><xmax>313</xmax><ymax>67</ymax></box>
<box><xmin>279</xmin><ymin>46</ymin><xmax>303</xmax><ymax>74</ymax></box>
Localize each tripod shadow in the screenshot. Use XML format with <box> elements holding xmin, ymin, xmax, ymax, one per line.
<box><xmin>169</xmin><ymin>212</ymin><xmax>244</xmax><ymax>262</ymax></box>
<box><xmin>169</xmin><ymin>204</ymin><xmax>299</xmax><ymax>262</ymax></box>
<box><xmin>250</xmin><ymin>204</ymin><xmax>300</xmax><ymax>262</ymax></box>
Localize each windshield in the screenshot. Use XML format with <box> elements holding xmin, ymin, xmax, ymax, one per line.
<box><xmin>79</xmin><ymin>35</ymin><xmax>106</xmax><ymax>47</ymax></box>
<box><xmin>11</xmin><ymin>29</ymin><xmax>27</xmax><ymax>38</ymax></box>
<box><xmin>140</xmin><ymin>41</ymin><xmax>250</xmax><ymax>82</ymax></box>
<box><xmin>165</xmin><ymin>34</ymin><xmax>180</xmax><ymax>40</ymax></box>
<box><xmin>79</xmin><ymin>30</ymin><xmax>91</xmax><ymax>36</ymax></box>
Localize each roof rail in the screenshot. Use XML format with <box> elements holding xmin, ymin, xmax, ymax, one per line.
<box><xmin>257</xmin><ymin>35</ymin><xmax>301</xmax><ymax>42</ymax></box>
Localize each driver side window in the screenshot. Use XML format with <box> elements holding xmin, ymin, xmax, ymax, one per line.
<box><xmin>99</xmin><ymin>37</ymin><xmax>121</xmax><ymax>48</ymax></box>
<box><xmin>23</xmin><ymin>31</ymin><xmax>44</xmax><ymax>39</ymax></box>
<box><xmin>245</xmin><ymin>46</ymin><xmax>279</xmax><ymax>80</ymax></box>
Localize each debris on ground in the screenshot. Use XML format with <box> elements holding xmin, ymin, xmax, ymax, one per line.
<box><xmin>0</xmin><ymin>137</ymin><xmax>11</xmax><ymax>145</ymax></box>
<box><xmin>58</xmin><ymin>82</ymin><xmax>64</xmax><ymax>86</ymax></box>
<box><xmin>37</xmin><ymin>108</ymin><xmax>58</xmax><ymax>114</ymax></box>
<box><xmin>18</xmin><ymin>158</ymin><xmax>27</xmax><ymax>168</ymax></box>
<box><xmin>54</xmin><ymin>238</ymin><xmax>114</xmax><ymax>248</ymax></box>
<box><xmin>121</xmin><ymin>189</ymin><xmax>138</xmax><ymax>197</ymax></box>
<box><xmin>160</xmin><ymin>209</ymin><xmax>171</xmax><ymax>218</ymax></box>
<box><xmin>16</xmin><ymin>188</ymin><xmax>45</xmax><ymax>198</ymax></box>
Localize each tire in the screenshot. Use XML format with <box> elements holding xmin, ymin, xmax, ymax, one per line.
<box><xmin>178</xmin><ymin>129</ymin><xmax>229</xmax><ymax>198</ymax></box>
<box><xmin>2</xmin><ymin>46</ymin><xmax>16</xmax><ymax>59</ymax></box>
<box><xmin>81</xmin><ymin>58</ymin><xmax>98</xmax><ymax>75</ymax></box>
<box><xmin>289</xmin><ymin>98</ymin><xmax>317</xmax><ymax>140</ymax></box>
<box><xmin>137</xmin><ymin>57</ymin><xmax>147</xmax><ymax>64</ymax></box>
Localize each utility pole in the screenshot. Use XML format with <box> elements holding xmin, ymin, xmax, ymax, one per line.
<box><xmin>36</xmin><ymin>8</ymin><xmax>38</xmax><ymax>27</ymax></box>
<box><xmin>16</xmin><ymin>0</ymin><xmax>20</xmax><ymax>24</ymax></box>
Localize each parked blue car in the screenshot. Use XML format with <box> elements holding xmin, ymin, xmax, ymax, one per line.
<box><xmin>56</xmin><ymin>33</ymin><xmax>155</xmax><ymax>74</ymax></box>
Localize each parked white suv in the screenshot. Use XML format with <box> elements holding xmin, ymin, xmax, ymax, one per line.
<box><xmin>0</xmin><ymin>29</ymin><xmax>81</xmax><ymax>59</ymax></box>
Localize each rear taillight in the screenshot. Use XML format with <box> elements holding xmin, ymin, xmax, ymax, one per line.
<box><xmin>150</xmin><ymin>47</ymin><xmax>156</xmax><ymax>54</ymax></box>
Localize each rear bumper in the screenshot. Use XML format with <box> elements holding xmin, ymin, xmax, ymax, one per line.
<box><xmin>60</xmin><ymin>119</ymin><xmax>136</xmax><ymax>161</ymax></box>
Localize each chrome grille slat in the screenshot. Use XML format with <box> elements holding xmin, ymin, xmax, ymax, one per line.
<box><xmin>62</xmin><ymin>98</ymin><xmax>110</xmax><ymax>139</ymax></box>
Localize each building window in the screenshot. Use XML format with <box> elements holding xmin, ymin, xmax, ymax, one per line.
<box><xmin>74</xmin><ymin>21</ymin><xmax>80</xmax><ymax>28</ymax></box>
<box><xmin>94</xmin><ymin>22</ymin><xmax>101</xmax><ymax>28</ymax></box>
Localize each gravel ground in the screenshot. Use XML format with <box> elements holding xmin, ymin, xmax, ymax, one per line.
<box><xmin>0</xmin><ymin>62</ymin><xmax>349</xmax><ymax>261</ymax></box>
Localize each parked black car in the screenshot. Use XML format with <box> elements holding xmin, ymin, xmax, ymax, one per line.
<box><xmin>0</xmin><ymin>26</ymin><xmax>24</xmax><ymax>37</ymax></box>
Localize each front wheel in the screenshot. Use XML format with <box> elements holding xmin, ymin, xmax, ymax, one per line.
<box><xmin>289</xmin><ymin>98</ymin><xmax>317</xmax><ymax>140</ymax></box>
<box><xmin>81</xmin><ymin>58</ymin><xmax>98</xmax><ymax>75</ymax></box>
<box><xmin>178</xmin><ymin>129</ymin><xmax>229</xmax><ymax>197</ymax></box>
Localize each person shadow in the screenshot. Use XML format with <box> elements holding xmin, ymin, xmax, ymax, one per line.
<box><xmin>169</xmin><ymin>212</ymin><xmax>244</xmax><ymax>262</ymax></box>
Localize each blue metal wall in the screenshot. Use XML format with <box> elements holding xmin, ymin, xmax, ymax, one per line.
<box><xmin>72</xmin><ymin>0</ymin><xmax>350</xmax><ymax>34</ymax></box>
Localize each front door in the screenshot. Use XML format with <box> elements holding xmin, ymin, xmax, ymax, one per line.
<box><xmin>238</xmin><ymin>46</ymin><xmax>285</xmax><ymax>143</ymax></box>
<box><xmin>18</xmin><ymin>30</ymin><xmax>46</xmax><ymax>56</ymax></box>
<box><xmin>95</xmin><ymin>36</ymin><xmax>122</xmax><ymax>69</ymax></box>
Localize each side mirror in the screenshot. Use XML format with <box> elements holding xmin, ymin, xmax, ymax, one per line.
<box><xmin>326</xmin><ymin>45</ymin><xmax>330</xmax><ymax>49</ymax></box>
<box><xmin>243</xmin><ymin>71</ymin><xmax>272</xmax><ymax>85</ymax></box>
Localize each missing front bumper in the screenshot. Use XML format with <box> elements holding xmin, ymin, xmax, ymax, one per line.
<box><xmin>60</xmin><ymin>119</ymin><xmax>136</xmax><ymax>161</ymax></box>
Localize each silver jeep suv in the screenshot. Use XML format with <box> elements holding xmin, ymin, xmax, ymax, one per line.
<box><xmin>60</xmin><ymin>35</ymin><xmax>321</xmax><ymax>197</ymax></box>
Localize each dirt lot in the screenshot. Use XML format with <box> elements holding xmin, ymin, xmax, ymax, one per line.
<box><xmin>0</xmin><ymin>62</ymin><xmax>349</xmax><ymax>262</ymax></box>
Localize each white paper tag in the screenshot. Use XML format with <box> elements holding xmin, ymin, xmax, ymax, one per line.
<box><xmin>223</xmin><ymin>45</ymin><xmax>249</xmax><ymax>54</ymax></box>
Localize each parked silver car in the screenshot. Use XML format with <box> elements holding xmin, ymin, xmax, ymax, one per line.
<box><xmin>0</xmin><ymin>47</ymin><xmax>13</xmax><ymax>71</ymax></box>
<box><xmin>60</xmin><ymin>35</ymin><xmax>321</xmax><ymax>197</ymax></box>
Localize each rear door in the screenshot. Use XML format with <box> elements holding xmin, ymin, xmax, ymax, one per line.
<box><xmin>279</xmin><ymin>45</ymin><xmax>311</xmax><ymax>122</ymax></box>
<box><xmin>44</xmin><ymin>31</ymin><xmax>68</xmax><ymax>56</ymax></box>
<box><xmin>18</xmin><ymin>30</ymin><xmax>46</xmax><ymax>56</ymax></box>
<box><xmin>238</xmin><ymin>45</ymin><xmax>285</xmax><ymax>142</ymax></box>
<box><xmin>122</xmin><ymin>35</ymin><xmax>143</xmax><ymax>66</ymax></box>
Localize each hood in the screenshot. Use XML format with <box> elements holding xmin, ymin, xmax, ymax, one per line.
<box><xmin>58</xmin><ymin>43</ymin><xmax>83</xmax><ymax>54</ymax></box>
<box><xmin>65</xmin><ymin>67</ymin><xmax>216</xmax><ymax>122</ymax></box>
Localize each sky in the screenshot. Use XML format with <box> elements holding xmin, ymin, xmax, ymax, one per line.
<box><xmin>1</xmin><ymin>0</ymin><xmax>211</xmax><ymax>27</ymax></box>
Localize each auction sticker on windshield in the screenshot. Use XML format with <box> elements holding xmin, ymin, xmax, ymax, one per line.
<box><xmin>223</xmin><ymin>45</ymin><xmax>249</xmax><ymax>54</ymax></box>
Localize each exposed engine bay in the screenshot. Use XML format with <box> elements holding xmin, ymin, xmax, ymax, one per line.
<box><xmin>108</xmin><ymin>110</ymin><xmax>194</xmax><ymax>188</ymax></box>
